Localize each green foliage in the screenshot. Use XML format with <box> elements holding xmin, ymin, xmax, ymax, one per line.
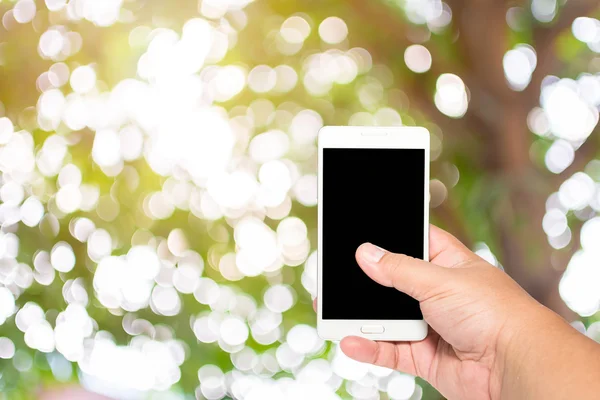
<box><xmin>0</xmin><ymin>0</ymin><xmax>599</xmax><ymax>399</ymax></box>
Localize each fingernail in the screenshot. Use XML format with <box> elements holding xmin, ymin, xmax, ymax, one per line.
<box><xmin>361</xmin><ymin>243</ymin><xmax>386</xmax><ymax>264</ymax></box>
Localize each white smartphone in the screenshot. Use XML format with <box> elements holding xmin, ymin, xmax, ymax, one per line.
<box><xmin>317</xmin><ymin>126</ymin><xmax>430</xmax><ymax>341</ymax></box>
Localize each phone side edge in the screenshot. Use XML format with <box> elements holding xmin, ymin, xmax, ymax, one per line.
<box><xmin>316</xmin><ymin>126</ymin><xmax>325</xmax><ymax>339</ymax></box>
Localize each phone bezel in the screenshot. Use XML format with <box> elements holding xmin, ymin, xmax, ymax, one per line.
<box><xmin>317</xmin><ymin>125</ymin><xmax>430</xmax><ymax>341</ymax></box>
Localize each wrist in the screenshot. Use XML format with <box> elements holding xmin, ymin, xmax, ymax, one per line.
<box><xmin>490</xmin><ymin>301</ymin><xmax>560</xmax><ymax>399</ymax></box>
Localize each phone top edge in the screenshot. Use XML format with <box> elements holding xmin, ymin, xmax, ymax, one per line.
<box><xmin>318</xmin><ymin>127</ymin><xmax>430</xmax><ymax>149</ymax></box>
<box><xmin>318</xmin><ymin>125</ymin><xmax>429</xmax><ymax>134</ymax></box>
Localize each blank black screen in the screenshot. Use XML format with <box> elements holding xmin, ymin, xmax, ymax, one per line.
<box><xmin>322</xmin><ymin>148</ymin><xmax>424</xmax><ymax>320</ymax></box>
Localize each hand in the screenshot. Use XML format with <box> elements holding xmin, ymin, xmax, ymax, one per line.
<box><xmin>316</xmin><ymin>226</ymin><xmax>552</xmax><ymax>400</ymax></box>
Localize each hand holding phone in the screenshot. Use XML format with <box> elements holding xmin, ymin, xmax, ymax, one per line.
<box><xmin>331</xmin><ymin>225</ymin><xmax>583</xmax><ymax>400</ymax></box>
<box><xmin>315</xmin><ymin>130</ymin><xmax>600</xmax><ymax>399</ymax></box>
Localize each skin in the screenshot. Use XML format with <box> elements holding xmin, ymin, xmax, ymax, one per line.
<box><xmin>315</xmin><ymin>225</ymin><xmax>600</xmax><ymax>400</ymax></box>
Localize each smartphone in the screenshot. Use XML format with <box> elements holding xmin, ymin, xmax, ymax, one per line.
<box><xmin>317</xmin><ymin>126</ymin><xmax>429</xmax><ymax>341</ymax></box>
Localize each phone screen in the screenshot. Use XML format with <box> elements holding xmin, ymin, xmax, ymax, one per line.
<box><xmin>322</xmin><ymin>148</ymin><xmax>425</xmax><ymax>320</ymax></box>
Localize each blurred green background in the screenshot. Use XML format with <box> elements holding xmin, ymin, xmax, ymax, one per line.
<box><xmin>0</xmin><ymin>0</ymin><xmax>599</xmax><ymax>399</ymax></box>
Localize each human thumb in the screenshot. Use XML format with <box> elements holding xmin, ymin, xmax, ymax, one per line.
<box><xmin>355</xmin><ymin>243</ymin><xmax>450</xmax><ymax>301</ymax></box>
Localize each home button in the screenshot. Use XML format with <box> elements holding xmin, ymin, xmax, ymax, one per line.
<box><xmin>360</xmin><ymin>325</ymin><xmax>385</xmax><ymax>334</ymax></box>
